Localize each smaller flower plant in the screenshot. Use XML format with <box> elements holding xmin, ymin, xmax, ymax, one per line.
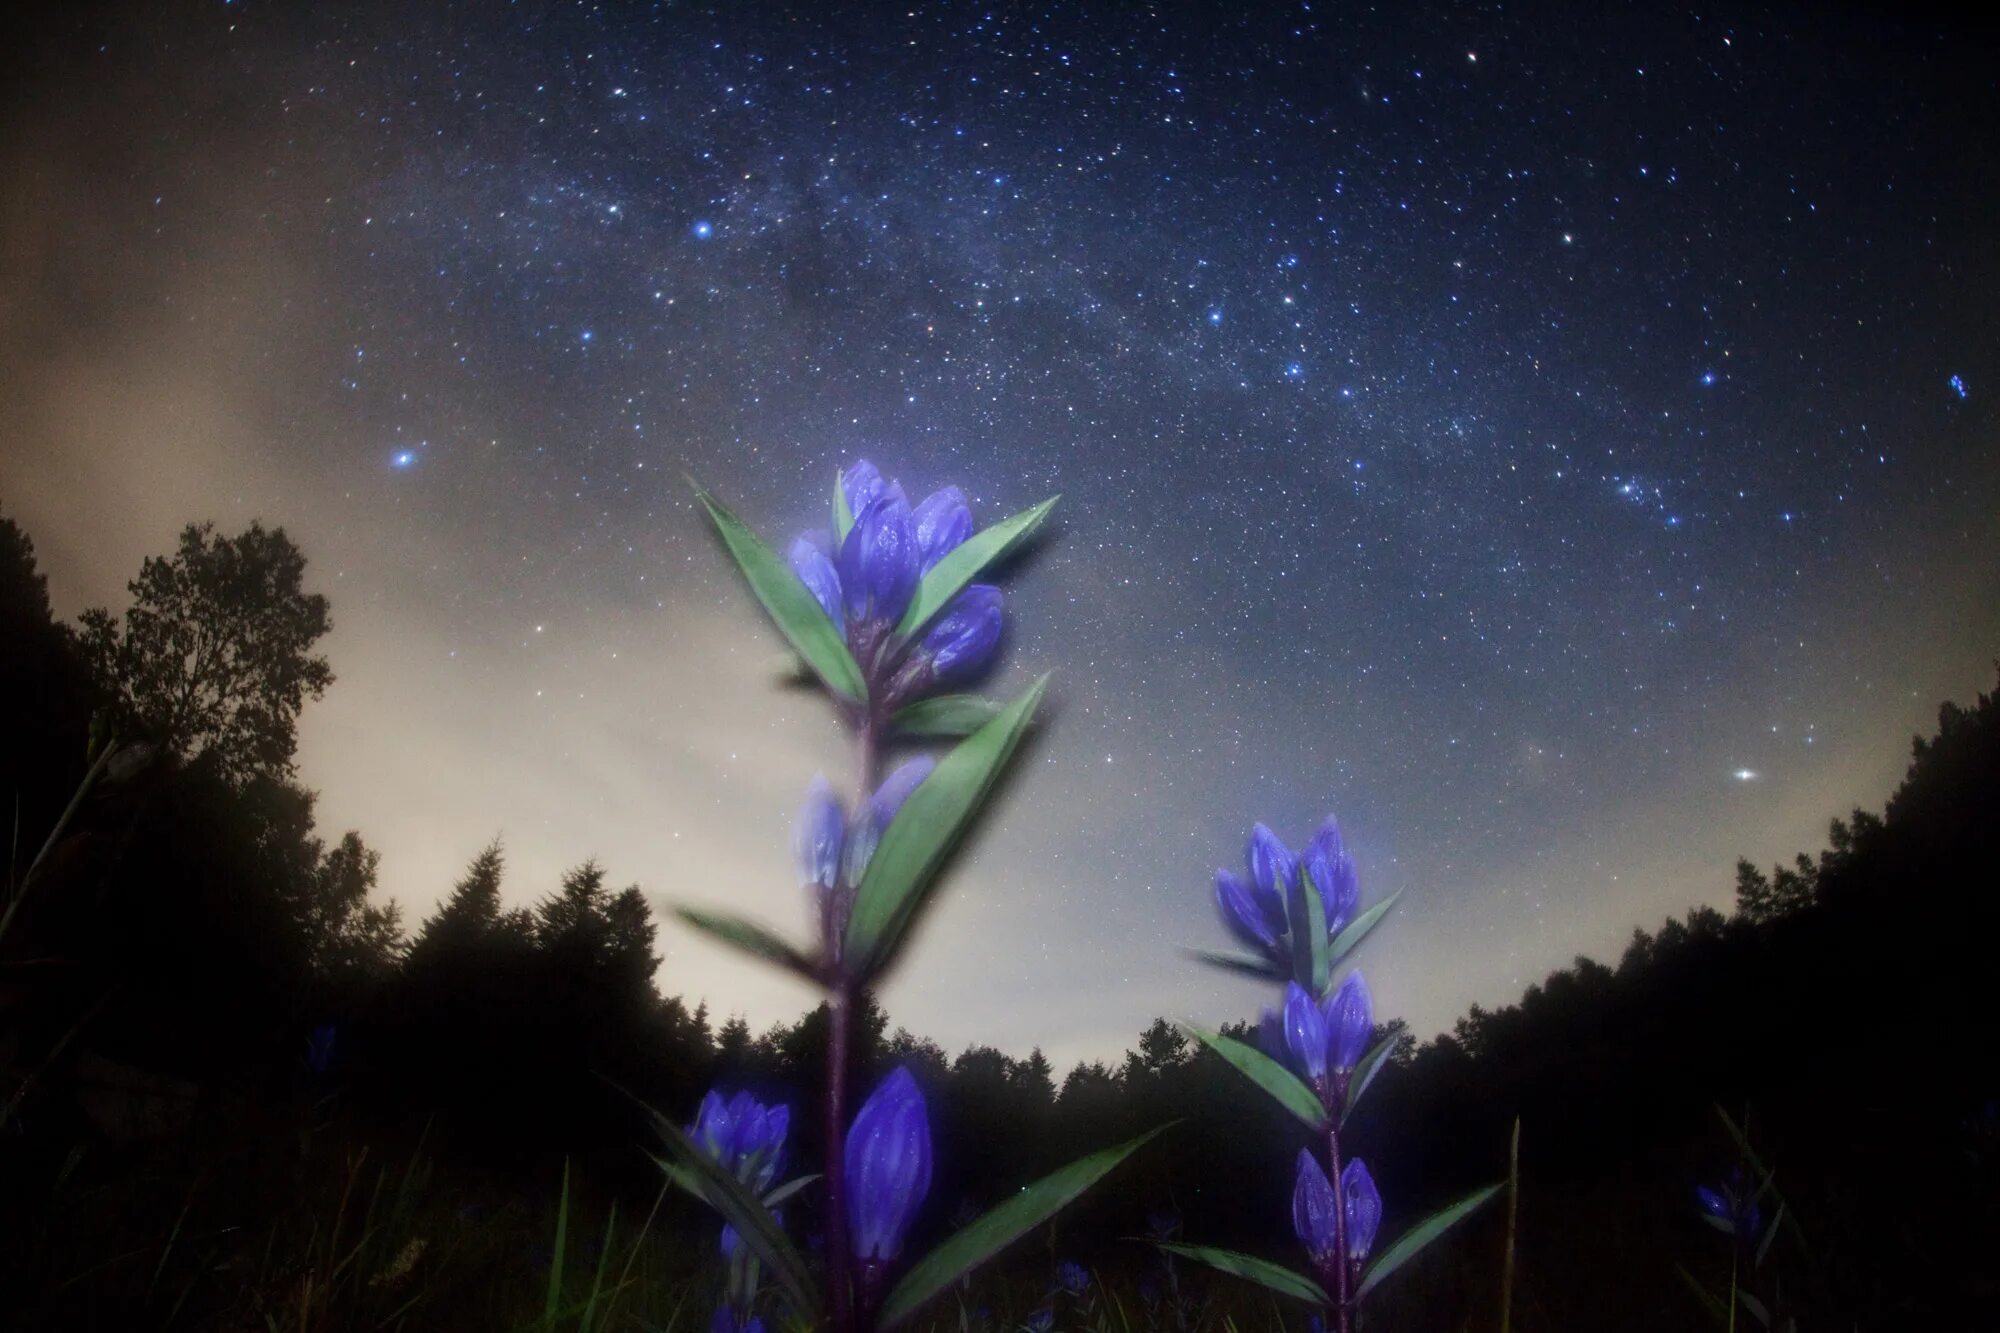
<box><xmin>1163</xmin><ymin>818</ymin><xmax>1503</xmax><ymax>1333</ymax></box>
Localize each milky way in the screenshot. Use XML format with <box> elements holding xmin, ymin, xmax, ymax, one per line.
<box><xmin>4</xmin><ymin>1</ymin><xmax>1996</xmax><ymax>1066</ymax></box>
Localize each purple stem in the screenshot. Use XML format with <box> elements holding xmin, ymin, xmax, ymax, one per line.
<box><xmin>827</xmin><ymin>709</ymin><xmax>882</xmax><ymax>1333</ymax></box>
<box><xmin>1327</xmin><ymin>1120</ymin><xmax>1352</xmax><ymax>1333</ymax></box>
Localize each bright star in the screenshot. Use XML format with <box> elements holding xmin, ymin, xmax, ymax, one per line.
<box><xmin>692</xmin><ymin>219</ymin><xmax>715</xmax><ymax>239</ymax></box>
<box><xmin>1948</xmin><ymin>373</ymin><xmax>1968</xmax><ymax>399</ymax></box>
<box><xmin>1733</xmin><ymin>768</ymin><xmax>1757</xmax><ymax>782</ymax></box>
<box><xmin>391</xmin><ymin>450</ymin><xmax>416</xmax><ymax>469</ymax></box>
<box><xmin>1700</xmin><ymin>370</ymin><xmax>1717</xmax><ymax>386</ymax></box>
<box><xmin>1206</xmin><ymin>308</ymin><xmax>1223</xmax><ymax>326</ymax></box>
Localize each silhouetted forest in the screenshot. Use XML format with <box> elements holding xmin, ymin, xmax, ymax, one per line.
<box><xmin>2</xmin><ymin>510</ymin><xmax>1995</xmax><ymax>1329</ymax></box>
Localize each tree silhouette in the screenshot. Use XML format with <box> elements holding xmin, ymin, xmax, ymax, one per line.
<box><xmin>75</xmin><ymin>521</ymin><xmax>332</xmax><ymax>786</ymax></box>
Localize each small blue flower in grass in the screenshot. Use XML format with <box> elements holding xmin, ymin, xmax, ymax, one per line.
<box><xmin>1696</xmin><ymin>1175</ymin><xmax>1763</xmax><ymax>1242</ymax></box>
<box><xmin>1341</xmin><ymin>1159</ymin><xmax>1381</xmax><ymax>1263</ymax></box>
<box><xmin>846</xmin><ymin>1066</ymin><xmax>932</xmax><ymax>1262</ymax></box>
<box><xmin>711</xmin><ymin>1304</ymin><xmax>765</xmax><ymax>1333</ymax></box>
<box><xmin>1292</xmin><ymin>1149</ymin><xmax>1341</xmax><ymax>1267</ymax></box>
<box><xmin>691</xmin><ymin>1088</ymin><xmax>791</xmax><ymax>1193</ymax></box>
<box><xmin>1024</xmin><ymin>1311</ymin><xmax>1054</xmax><ymax>1333</ymax></box>
<box><xmin>1055</xmin><ymin>1260</ymin><xmax>1090</xmax><ymax>1295</ymax></box>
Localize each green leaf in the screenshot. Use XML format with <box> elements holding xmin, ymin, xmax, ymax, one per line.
<box><xmin>674</xmin><ymin>906</ymin><xmax>819</xmax><ymax>981</ymax></box>
<box><xmin>1183</xmin><ymin>1025</ymin><xmax>1326</xmax><ymax>1131</ymax></box>
<box><xmin>1327</xmin><ymin>891</ymin><xmax>1401</xmax><ymax>968</ymax></box>
<box><xmin>694</xmin><ymin>483</ymin><xmax>866</xmax><ymax>702</ymax></box>
<box><xmin>893</xmin><ymin>496</ymin><xmax>1059</xmax><ymax>640</ymax></box>
<box><xmin>1340</xmin><ymin>1031</ymin><xmax>1398</xmax><ymax>1128</ymax></box>
<box><xmin>546</xmin><ymin>1160</ymin><xmax>571</xmax><ymax>1325</ymax></box>
<box><xmin>890</xmin><ymin>693</ymin><xmax>1005</xmax><ymax>738</ymax></box>
<box><xmin>1153</xmin><ymin>1244</ymin><xmax>1328</xmax><ymax>1306</ymax></box>
<box><xmin>675</xmin><ymin>906</ymin><xmax>819</xmax><ymax>980</ymax></box>
<box><xmin>761</xmin><ymin>1174</ymin><xmax>821</xmax><ymax>1210</ymax></box>
<box><xmin>833</xmin><ymin>468</ymin><xmax>855</xmax><ymax>544</ymax></box>
<box><xmin>646</xmin><ymin>1113</ymin><xmax>819</xmax><ymax>1317</ymax></box>
<box><xmin>844</xmin><ymin>676</ymin><xmax>1048</xmax><ymax>978</ymax></box>
<box><xmin>1291</xmin><ymin>866</ymin><xmax>1329</xmax><ymax>995</ymax></box>
<box><xmin>1673</xmin><ymin>1263</ymin><xmax>1731</xmax><ymax>1324</ymax></box>
<box><xmin>877</xmin><ymin>1124</ymin><xmax>1169</xmax><ymax>1329</ymax></box>
<box><xmin>1354</xmin><ymin>1182</ymin><xmax>1503</xmax><ymax>1303</ymax></box>
<box><xmin>1184</xmin><ymin>949</ymin><xmax>1286</xmax><ymax>983</ymax></box>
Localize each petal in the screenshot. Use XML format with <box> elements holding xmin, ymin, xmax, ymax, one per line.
<box><xmin>1325</xmin><ymin>971</ymin><xmax>1373</xmax><ymax>1071</ymax></box>
<box><xmin>1282</xmin><ymin>981</ymin><xmax>1329</xmax><ymax>1083</ymax></box>
<box><xmin>838</xmin><ymin>494</ymin><xmax>921</xmax><ymax>626</ymax></box>
<box><xmin>1215</xmin><ymin>869</ymin><xmax>1279</xmax><ymax>952</ymax></box>
<box><xmin>920</xmin><ymin>584</ymin><xmax>1004</xmax><ymax>683</ymax></box>
<box><xmin>842</xmin><ymin>459</ymin><xmax>888</xmax><ymax>515</ymax></box>
<box><xmin>1301</xmin><ymin>816</ymin><xmax>1359</xmax><ymax>935</ymax></box>
<box><xmin>845</xmin><ymin>1066</ymin><xmax>932</xmax><ymax>1260</ymax></box>
<box><xmin>795</xmin><ymin>777</ymin><xmax>846</xmax><ymax>888</ymax></box>
<box><xmin>1246</xmin><ymin>823</ymin><xmax>1299</xmax><ymax>899</ymax></box>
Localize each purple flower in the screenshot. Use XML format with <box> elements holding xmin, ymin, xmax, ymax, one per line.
<box><xmin>690</xmin><ymin>1089</ymin><xmax>791</xmax><ymax>1193</ymax></box>
<box><xmin>1056</xmin><ymin>1260</ymin><xmax>1090</xmax><ymax>1295</ymax></box>
<box><xmin>1341</xmin><ymin>1159</ymin><xmax>1381</xmax><ymax>1262</ymax></box>
<box><xmin>795</xmin><ymin>777</ymin><xmax>845</xmax><ymax>889</ymax></box>
<box><xmin>1291</xmin><ymin>1149</ymin><xmax>1341</xmax><ymax>1266</ymax></box>
<box><xmin>1282</xmin><ymin>982</ymin><xmax>1330</xmax><ymax>1084</ymax></box>
<box><xmin>1024</xmin><ymin>1312</ymin><xmax>1054</xmax><ymax>1333</ymax></box>
<box><xmin>839</xmin><ymin>493</ymin><xmax>921</xmax><ymax>629</ymax></box>
<box><xmin>842</xmin><ymin>756</ymin><xmax>936</xmax><ymax>887</ymax></box>
<box><xmin>1300</xmin><ymin>816</ymin><xmax>1360</xmax><ymax>937</ymax></box>
<box><xmin>787</xmin><ymin>533</ymin><xmax>844</xmax><ymax>626</ymax></box>
<box><xmin>1246</xmin><ymin>823</ymin><xmax>1298</xmax><ymax>901</ymax></box>
<box><xmin>846</xmin><ymin>1066</ymin><xmax>932</xmax><ymax>1261</ymax></box>
<box><xmin>711</xmin><ymin>1304</ymin><xmax>765</xmax><ymax>1333</ymax></box>
<box><xmin>1215</xmin><ymin>868</ymin><xmax>1286</xmax><ymax>955</ymax></box>
<box><xmin>842</xmin><ymin>459</ymin><xmax>901</xmax><ymax>517</ymax></box>
<box><xmin>1326</xmin><ymin>971</ymin><xmax>1373</xmax><ymax>1072</ymax></box>
<box><xmin>918</xmin><ymin>585</ymin><xmax>1003</xmax><ymax>683</ymax></box>
<box><xmin>912</xmin><ymin>486</ymin><xmax>973</xmax><ymax>573</ymax></box>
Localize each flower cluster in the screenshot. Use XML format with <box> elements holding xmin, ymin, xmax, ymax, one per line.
<box><xmin>1214</xmin><ymin>817</ymin><xmax>1360</xmax><ymax>976</ymax></box>
<box><xmin>1291</xmin><ymin>1151</ymin><xmax>1381</xmax><ymax>1274</ymax></box>
<box><xmin>788</xmin><ymin>460</ymin><xmax>1004</xmax><ymax>707</ymax></box>
<box><xmin>1272</xmin><ymin>974</ymin><xmax>1373</xmax><ymax>1110</ymax></box>
<box><xmin>692</xmin><ymin>1088</ymin><xmax>792</xmax><ymax>1195</ymax></box>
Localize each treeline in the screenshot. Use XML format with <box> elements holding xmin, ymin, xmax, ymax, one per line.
<box><xmin>4</xmin><ymin>511</ymin><xmax>1997</xmax><ymax>1327</ymax></box>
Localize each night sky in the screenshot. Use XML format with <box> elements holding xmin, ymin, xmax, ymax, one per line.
<box><xmin>4</xmin><ymin>2</ymin><xmax>1997</xmax><ymax>1068</ymax></box>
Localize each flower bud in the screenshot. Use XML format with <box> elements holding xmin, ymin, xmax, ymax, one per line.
<box><xmin>838</xmin><ymin>494</ymin><xmax>921</xmax><ymax>628</ymax></box>
<box><xmin>1215</xmin><ymin>868</ymin><xmax>1282</xmax><ymax>953</ymax></box>
<box><xmin>919</xmin><ymin>585</ymin><xmax>1003</xmax><ymax>683</ymax></box>
<box><xmin>788</xmin><ymin>533</ymin><xmax>844</xmax><ymax>626</ymax></box>
<box><xmin>912</xmin><ymin>486</ymin><xmax>973</xmax><ymax>573</ymax></box>
<box><xmin>1291</xmin><ymin>1149</ymin><xmax>1341</xmax><ymax>1266</ymax></box>
<box><xmin>846</xmin><ymin>1066</ymin><xmax>932</xmax><ymax>1261</ymax></box>
<box><xmin>1281</xmin><ymin>982</ymin><xmax>1330</xmax><ymax>1084</ymax></box>
<box><xmin>1325</xmin><ymin>971</ymin><xmax>1372</xmax><ymax>1072</ymax></box>
<box><xmin>1341</xmin><ymin>1158</ymin><xmax>1382</xmax><ymax>1263</ymax></box>
<box><xmin>1301</xmin><ymin>816</ymin><xmax>1360</xmax><ymax>936</ymax></box>
<box><xmin>1246</xmin><ymin>822</ymin><xmax>1298</xmax><ymax>900</ymax></box>
<box><xmin>843</xmin><ymin>757</ymin><xmax>935</xmax><ymax>886</ymax></box>
<box><xmin>796</xmin><ymin>777</ymin><xmax>846</xmax><ymax>889</ymax></box>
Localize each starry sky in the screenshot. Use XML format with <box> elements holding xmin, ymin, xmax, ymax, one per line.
<box><xmin>4</xmin><ymin>1</ymin><xmax>1997</xmax><ymax>1069</ymax></box>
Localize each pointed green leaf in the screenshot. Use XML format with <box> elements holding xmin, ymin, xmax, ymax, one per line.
<box><xmin>1354</xmin><ymin>1181</ymin><xmax>1502</xmax><ymax>1303</ymax></box>
<box><xmin>1184</xmin><ymin>949</ymin><xmax>1286</xmax><ymax>983</ymax></box>
<box><xmin>646</xmin><ymin>1110</ymin><xmax>819</xmax><ymax>1317</ymax></box>
<box><xmin>761</xmin><ymin>1174</ymin><xmax>821</xmax><ymax>1210</ymax></box>
<box><xmin>694</xmin><ymin>484</ymin><xmax>866</xmax><ymax>701</ymax></box>
<box><xmin>1184</xmin><ymin>1025</ymin><xmax>1326</xmax><ymax>1131</ymax></box>
<box><xmin>1755</xmin><ymin>1201</ymin><xmax>1785</xmax><ymax>1269</ymax></box>
<box><xmin>1673</xmin><ymin>1263</ymin><xmax>1732</xmax><ymax>1324</ymax></box>
<box><xmin>833</xmin><ymin>468</ymin><xmax>855</xmax><ymax>544</ymax></box>
<box><xmin>844</xmin><ymin>676</ymin><xmax>1048</xmax><ymax>978</ymax></box>
<box><xmin>1291</xmin><ymin>867</ymin><xmax>1329</xmax><ymax>995</ymax></box>
<box><xmin>877</xmin><ymin>1124</ymin><xmax>1169</xmax><ymax>1328</ymax></box>
<box><xmin>675</xmin><ymin>906</ymin><xmax>819</xmax><ymax>980</ymax></box>
<box><xmin>1152</xmin><ymin>1244</ymin><xmax>1328</xmax><ymax>1306</ymax></box>
<box><xmin>1737</xmin><ymin>1288</ymin><xmax>1773</xmax><ymax>1327</ymax></box>
<box><xmin>1327</xmin><ymin>891</ymin><xmax>1401</xmax><ymax>969</ymax></box>
<box><xmin>891</xmin><ymin>694</ymin><xmax>1005</xmax><ymax>738</ymax></box>
<box><xmin>893</xmin><ymin>496</ymin><xmax>1058</xmax><ymax>640</ymax></box>
<box><xmin>1340</xmin><ymin>1031</ymin><xmax>1398</xmax><ymax>1128</ymax></box>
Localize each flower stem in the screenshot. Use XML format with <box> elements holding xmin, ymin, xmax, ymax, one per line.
<box><xmin>1326</xmin><ymin>1123</ymin><xmax>1351</xmax><ymax>1333</ymax></box>
<box><xmin>826</xmin><ymin>980</ymin><xmax>854</xmax><ymax>1333</ymax></box>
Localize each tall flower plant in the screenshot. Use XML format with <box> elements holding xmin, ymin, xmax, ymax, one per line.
<box><xmin>1165</xmin><ymin>818</ymin><xmax>1502</xmax><ymax>1332</ymax></box>
<box><xmin>659</xmin><ymin>463</ymin><xmax>1163</xmax><ymax>1333</ymax></box>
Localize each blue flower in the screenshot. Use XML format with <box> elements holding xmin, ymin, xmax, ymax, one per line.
<box><xmin>711</xmin><ymin>1304</ymin><xmax>765</xmax><ymax>1333</ymax></box>
<box><xmin>1023</xmin><ymin>1311</ymin><xmax>1054</xmax><ymax>1333</ymax></box>
<box><xmin>795</xmin><ymin>777</ymin><xmax>845</xmax><ymax>889</ymax></box>
<box><xmin>1246</xmin><ymin>823</ymin><xmax>1298</xmax><ymax>902</ymax></box>
<box><xmin>1282</xmin><ymin>982</ymin><xmax>1331</xmax><ymax>1084</ymax></box>
<box><xmin>1341</xmin><ymin>1159</ymin><xmax>1381</xmax><ymax>1263</ymax></box>
<box><xmin>846</xmin><ymin>1066</ymin><xmax>932</xmax><ymax>1261</ymax></box>
<box><xmin>839</xmin><ymin>493</ymin><xmax>921</xmax><ymax>630</ymax></box>
<box><xmin>1215</xmin><ymin>868</ymin><xmax>1286</xmax><ymax>954</ymax></box>
<box><xmin>1326</xmin><ymin>971</ymin><xmax>1373</xmax><ymax>1072</ymax></box>
<box><xmin>918</xmin><ymin>585</ymin><xmax>1003</xmax><ymax>683</ymax></box>
<box><xmin>841</xmin><ymin>757</ymin><xmax>936</xmax><ymax>888</ymax></box>
<box><xmin>911</xmin><ymin>486</ymin><xmax>973</xmax><ymax>573</ymax></box>
<box><xmin>690</xmin><ymin>1089</ymin><xmax>791</xmax><ymax>1193</ymax></box>
<box><xmin>1291</xmin><ymin>1149</ymin><xmax>1340</xmax><ymax>1266</ymax></box>
<box><xmin>1300</xmin><ymin>816</ymin><xmax>1360</xmax><ymax>936</ymax></box>
<box><xmin>842</xmin><ymin>459</ymin><xmax>902</xmax><ymax>516</ymax></box>
<box><xmin>1055</xmin><ymin>1260</ymin><xmax>1090</xmax><ymax>1295</ymax></box>
<box><xmin>787</xmin><ymin>533</ymin><xmax>844</xmax><ymax>626</ymax></box>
